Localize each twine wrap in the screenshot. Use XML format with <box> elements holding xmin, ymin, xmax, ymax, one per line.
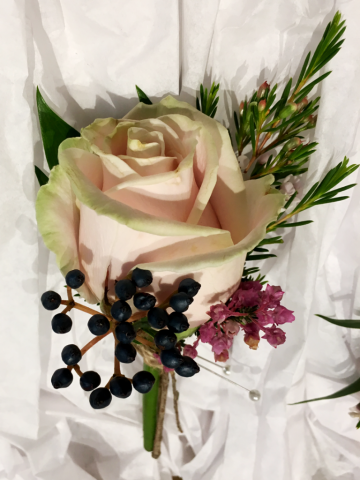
<box><xmin>135</xmin><ymin>343</ymin><xmax>164</xmax><ymax>370</ymax></box>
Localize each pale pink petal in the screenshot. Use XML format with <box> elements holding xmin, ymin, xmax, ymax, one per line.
<box><xmin>35</xmin><ymin>166</ymin><xmax>97</xmax><ymax>303</ymax></box>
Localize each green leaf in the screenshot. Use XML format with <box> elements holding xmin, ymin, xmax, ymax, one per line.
<box><xmin>295</xmin><ymin>51</ymin><xmax>311</xmax><ymax>89</ymax></box>
<box><xmin>249</xmin><ymin>114</ymin><xmax>256</xmax><ymax>152</ymax></box>
<box><xmin>175</xmin><ymin>326</ymin><xmax>199</xmax><ymax>341</ymax></box>
<box><xmin>34</xmin><ymin>166</ymin><xmax>49</xmax><ymax>186</ymax></box>
<box><xmin>135</xmin><ymin>85</ymin><xmax>153</xmax><ymax>105</ymax></box>
<box><xmin>284</xmin><ymin>191</ymin><xmax>298</xmax><ymax>210</ymax></box>
<box><xmin>197</xmin><ymin>82</ymin><xmax>220</xmax><ymax>118</ymax></box>
<box><xmin>143</xmin><ymin>364</ymin><xmax>160</xmax><ymax>451</ymax></box>
<box><xmin>316</xmin><ymin>314</ymin><xmax>360</xmax><ymax>329</ymax></box>
<box><xmin>290</xmin><ymin>377</ymin><xmax>360</xmax><ymax>405</ymax></box>
<box><xmin>279</xmin><ymin>220</ymin><xmax>313</xmax><ymax>228</ymax></box>
<box><xmin>36</xmin><ymin>87</ymin><xmax>80</xmax><ymax>170</ymax></box>
<box><xmin>294</xmin><ymin>71</ymin><xmax>331</xmax><ymax>102</ymax></box>
<box><xmin>246</xmin><ymin>253</ymin><xmax>277</xmax><ymax>261</ymax></box>
<box><xmin>257</xmin><ymin>236</ymin><xmax>284</xmax><ymax>246</ymax></box>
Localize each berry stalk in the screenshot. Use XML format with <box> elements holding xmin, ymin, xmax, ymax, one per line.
<box><xmin>143</xmin><ymin>364</ymin><xmax>161</xmax><ymax>452</ymax></box>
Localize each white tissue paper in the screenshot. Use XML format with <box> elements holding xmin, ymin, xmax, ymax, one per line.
<box><xmin>1</xmin><ymin>0</ymin><xmax>360</xmax><ymax>479</ymax></box>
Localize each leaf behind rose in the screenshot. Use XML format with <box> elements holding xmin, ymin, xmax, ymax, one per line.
<box><xmin>135</xmin><ymin>85</ymin><xmax>153</xmax><ymax>105</ymax></box>
<box><xmin>36</xmin><ymin>87</ymin><xmax>80</xmax><ymax>171</ymax></box>
<box><xmin>34</xmin><ymin>166</ymin><xmax>49</xmax><ymax>186</ymax></box>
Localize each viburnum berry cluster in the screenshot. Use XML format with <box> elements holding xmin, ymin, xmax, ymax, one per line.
<box><xmin>41</xmin><ymin>268</ymin><xmax>201</xmax><ymax>410</ymax></box>
<box><xmin>183</xmin><ymin>280</ymin><xmax>295</xmax><ymax>363</ymax></box>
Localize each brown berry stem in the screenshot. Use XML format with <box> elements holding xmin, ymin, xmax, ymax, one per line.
<box><xmin>66</xmin><ymin>285</ymin><xmax>74</xmax><ymax>303</ymax></box>
<box><xmin>60</xmin><ymin>300</ymin><xmax>112</xmax><ymax>322</ymax></box>
<box><xmin>81</xmin><ymin>330</ymin><xmax>112</xmax><ymax>356</ymax></box>
<box><xmin>113</xmin><ymin>332</ymin><xmax>122</xmax><ymax>376</ymax></box>
<box><xmin>61</xmin><ymin>304</ymin><xmax>73</xmax><ymax>315</ymax></box>
<box><xmin>135</xmin><ymin>335</ymin><xmax>155</xmax><ymax>348</ymax></box>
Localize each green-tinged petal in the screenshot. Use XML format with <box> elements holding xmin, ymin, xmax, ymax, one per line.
<box><xmin>35</xmin><ymin>165</ymin><xmax>97</xmax><ymax>303</ymax></box>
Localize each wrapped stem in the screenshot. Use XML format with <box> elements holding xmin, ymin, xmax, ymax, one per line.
<box><xmin>143</xmin><ymin>364</ymin><xmax>161</xmax><ymax>452</ymax></box>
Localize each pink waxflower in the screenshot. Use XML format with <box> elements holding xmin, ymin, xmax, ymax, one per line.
<box><xmin>207</xmin><ymin>303</ymin><xmax>235</xmax><ymax>323</ymax></box>
<box><xmin>262</xmin><ymin>326</ymin><xmax>286</xmax><ymax>348</ymax></box>
<box><xmin>210</xmin><ymin>334</ymin><xmax>233</xmax><ymax>355</ymax></box>
<box><xmin>256</xmin><ymin>309</ymin><xmax>275</xmax><ymax>327</ymax></box>
<box><xmin>199</xmin><ymin>321</ymin><xmax>217</xmax><ymax>343</ymax></box>
<box><xmin>243</xmin><ymin>322</ymin><xmax>260</xmax><ymax>350</ymax></box>
<box><xmin>214</xmin><ymin>350</ymin><xmax>229</xmax><ymax>363</ymax></box>
<box><xmin>273</xmin><ymin>305</ymin><xmax>295</xmax><ymax>325</ymax></box>
<box><xmin>229</xmin><ymin>281</ymin><xmax>262</xmax><ymax>309</ymax></box>
<box><xmin>183</xmin><ymin>344</ymin><xmax>198</xmax><ymax>359</ymax></box>
<box><xmin>261</xmin><ymin>284</ymin><xmax>284</xmax><ymax>308</ymax></box>
<box><xmin>257</xmin><ymin>81</ymin><xmax>270</xmax><ymax>98</ymax></box>
<box><xmin>223</xmin><ymin>319</ymin><xmax>241</xmax><ymax>336</ymax></box>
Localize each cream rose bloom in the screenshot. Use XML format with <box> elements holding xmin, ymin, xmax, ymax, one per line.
<box><xmin>36</xmin><ymin>96</ymin><xmax>284</xmax><ymax>327</ymax></box>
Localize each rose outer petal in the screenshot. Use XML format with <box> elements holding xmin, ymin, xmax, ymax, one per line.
<box><xmin>35</xmin><ymin>165</ymin><xmax>97</xmax><ymax>303</ymax></box>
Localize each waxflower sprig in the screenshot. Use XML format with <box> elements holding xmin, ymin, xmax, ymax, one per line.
<box><xmin>183</xmin><ymin>280</ymin><xmax>295</xmax><ymax>363</ymax></box>
<box><xmin>242</xmin><ymin>158</ymin><xmax>359</xmax><ymax>269</ymax></box>
<box><xmin>266</xmin><ymin>157</ymin><xmax>359</xmax><ymax>233</ymax></box>
<box><xmin>233</xmin><ymin>11</ymin><xmax>345</xmax><ymax>175</ymax></box>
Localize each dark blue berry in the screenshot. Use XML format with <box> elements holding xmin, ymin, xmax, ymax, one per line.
<box><xmin>115</xmin><ymin>279</ymin><xmax>136</xmax><ymax>301</ymax></box>
<box><xmin>132</xmin><ymin>371</ymin><xmax>155</xmax><ymax>394</ymax></box>
<box><xmin>111</xmin><ymin>300</ymin><xmax>132</xmax><ymax>322</ymax></box>
<box><xmin>41</xmin><ymin>291</ymin><xmax>61</xmax><ymax>311</ymax></box>
<box><xmin>167</xmin><ymin>312</ymin><xmax>189</xmax><ymax>333</ymax></box>
<box><xmin>154</xmin><ymin>330</ymin><xmax>177</xmax><ymax>350</ymax></box>
<box><xmin>178</xmin><ymin>278</ymin><xmax>201</xmax><ymax>297</ymax></box>
<box><xmin>131</xmin><ymin>267</ymin><xmax>153</xmax><ymax>288</ymax></box>
<box><xmin>147</xmin><ymin>307</ymin><xmax>169</xmax><ymax>329</ymax></box>
<box><xmin>88</xmin><ymin>314</ymin><xmax>110</xmax><ymax>336</ymax></box>
<box><xmin>160</xmin><ymin>348</ymin><xmax>183</xmax><ymax>369</ymax></box>
<box><xmin>80</xmin><ymin>371</ymin><xmax>101</xmax><ymax>391</ymax></box>
<box><xmin>133</xmin><ymin>292</ymin><xmax>156</xmax><ymax>311</ymax></box>
<box><xmin>110</xmin><ymin>376</ymin><xmax>132</xmax><ymax>398</ymax></box>
<box><xmin>115</xmin><ymin>322</ymin><xmax>136</xmax><ymax>344</ymax></box>
<box><xmin>51</xmin><ymin>313</ymin><xmax>72</xmax><ymax>334</ymax></box>
<box><xmin>61</xmin><ymin>344</ymin><xmax>82</xmax><ymax>366</ymax></box>
<box><xmin>115</xmin><ymin>343</ymin><xmax>137</xmax><ymax>363</ymax></box>
<box><xmin>169</xmin><ymin>292</ymin><xmax>193</xmax><ymax>313</ymax></box>
<box><xmin>51</xmin><ymin>368</ymin><xmax>73</xmax><ymax>389</ymax></box>
<box><xmin>175</xmin><ymin>356</ymin><xmax>200</xmax><ymax>377</ymax></box>
<box><xmin>65</xmin><ymin>269</ymin><xmax>85</xmax><ymax>289</ymax></box>
<box><xmin>89</xmin><ymin>387</ymin><xmax>112</xmax><ymax>409</ymax></box>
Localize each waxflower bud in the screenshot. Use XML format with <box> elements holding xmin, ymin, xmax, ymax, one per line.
<box><xmin>282</xmin><ymin>137</ymin><xmax>302</xmax><ymax>152</ymax></box>
<box><xmin>257</xmin><ymin>81</ymin><xmax>270</xmax><ymax>99</ymax></box>
<box><xmin>258</xmin><ymin>99</ymin><xmax>267</xmax><ymax>112</ymax></box>
<box><xmin>239</xmin><ymin>101</ymin><xmax>245</xmax><ymax>114</ymax></box>
<box><xmin>307</xmin><ymin>115</ymin><xmax>317</xmax><ymax>127</ymax></box>
<box><xmin>296</xmin><ymin>97</ymin><xmax>308</xmax><ymax>111</ymax></box>
<box><xmin>279</xmin><ymin>103</ymin><xmax>298</xmax><ymax>119</ymax></box>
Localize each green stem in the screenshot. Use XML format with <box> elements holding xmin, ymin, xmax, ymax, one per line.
<box><xmin>143</xmin><ymin>364</ymin><xmax>161</xmax><ymax>452</ymax></box>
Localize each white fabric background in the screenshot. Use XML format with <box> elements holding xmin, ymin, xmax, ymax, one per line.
<box><xmin>1</xmin><ymin>0</ymin><xmax>360</xmax><ymax>478</ymax></box>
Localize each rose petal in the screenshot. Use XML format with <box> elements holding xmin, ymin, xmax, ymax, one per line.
<box><xmin>35</xmin><ymin>166</ymin><xmax>97</xmax><ymax>303</ymax></box>
<box><xmin>124</xmin><ymin>96</ymin><xmax>246</xmax><ymax>241</ymax></box>
<box><xmin>127</xmin><ymin>127</ymin><xmax>165</xmax><ymax>157</ymax></box>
